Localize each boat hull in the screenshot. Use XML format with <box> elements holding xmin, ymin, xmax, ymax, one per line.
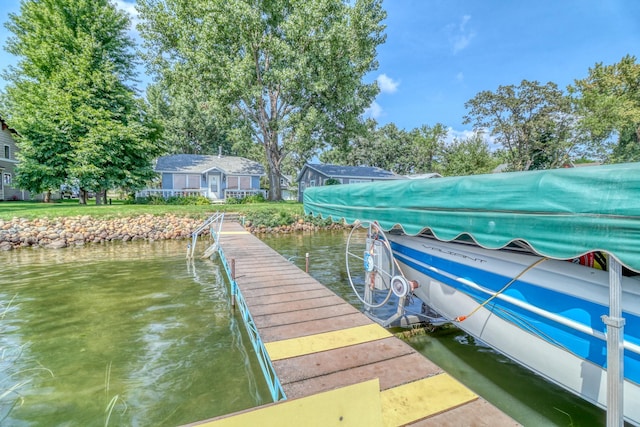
<box><xmin>387</xmin><ymin>233</ymin><xmax>640</xmax><ymax>425</ymax></box>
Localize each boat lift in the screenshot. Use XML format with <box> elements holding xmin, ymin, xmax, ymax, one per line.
<box><xmin>345</xmin><ymin>221</ymin><xmax>448</xmax><ymax>329</ymax></box>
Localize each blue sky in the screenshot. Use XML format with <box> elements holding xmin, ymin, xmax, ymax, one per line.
<box><xmin>1</xmin><ymin>0</ymin><xmax>639</xmax><ymax>140</ymax></box>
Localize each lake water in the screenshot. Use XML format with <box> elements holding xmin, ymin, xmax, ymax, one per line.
<box><xmin>0</xmin><ymin>241</ymin><xmax>270</xmax><ymax>426</ymax></box>
<box><xmin>1</xmin><ymin>231</ymin><xmax>607</xmax><ymax>426</ymax></box>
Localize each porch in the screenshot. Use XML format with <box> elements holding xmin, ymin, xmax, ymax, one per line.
<box><xmin>135</xmin><ymin>188</ymin><xmax>267</xmax><ymax>201</ymax></box>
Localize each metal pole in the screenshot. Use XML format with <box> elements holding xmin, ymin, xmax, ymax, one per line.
<box><xmin>231</xmin><ymin>258</ymin><xmax>236</xmax><ymax>309</ymax></box>
<box><xmin>305</xmin><ymin>252</ymin><xmax>309</xmax><ymax>273</ymax></box>
<box><xmin>602</xmin><ymin>257</ymin><xmax>625</xmax><ymax>427</ymax></box>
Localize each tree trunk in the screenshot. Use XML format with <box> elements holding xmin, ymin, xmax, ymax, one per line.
<box><xmin>79</xmin><ymin>189</ymin><xmax>87</xmax><ymax>205</ymax></box>
<box><xmin>264</xmin><ymin>133</ymin><xmax>282</xmax><ymax>201</ymax></box>
<box><xmin>95</xmin><ymin>190</ymin><xmax>103</xmax><ymax>205</ymax></box>
<box><xmin>44</xmin><ymin>190</ymin><xmax>51</xmax><ymax>203</ymax></box>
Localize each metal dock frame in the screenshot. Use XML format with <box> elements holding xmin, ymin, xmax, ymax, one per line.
<box><xmin>213</xmin><ymin>222</ymin><xmax>286</xmax><ymax>403</ymax></box>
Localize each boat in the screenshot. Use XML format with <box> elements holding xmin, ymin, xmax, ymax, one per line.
<box><xmin>303</xmin><ymin>162</ymin><xmax>640</xmax><ymax>426</ymax></box>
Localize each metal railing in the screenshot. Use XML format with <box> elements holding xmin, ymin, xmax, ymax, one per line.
<box><xmin>137</xmin><ymin>189</ymin><xmax>207</xmax><ymax>199</ymax></box>
<box><xmin>217</xmin><ymin>246</ymin><xmax>286</xmax><ymax>402</ymax></box>
<box><xmin>224</xmin><ymin>189</ymin><xmax>267</xmax><ymax>199</ymax></box>
<box><xmin>187</xmin><ymin>212</ymin><xmax>224</xmax><ymax>259</ymax></box>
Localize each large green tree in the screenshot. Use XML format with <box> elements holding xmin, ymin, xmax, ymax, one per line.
<box><xmin>463</xmin><ymin>80</ymin><xmax>576</xmax><ymax>171</ymax></box>
<box><xmin>570</xmin><ymin>55</ymin><xmax>640</xmax><ymax>162</ymax></box>
<box><xmin>440</xmin><ymin>132</ymin><xmax>498</xmax><ymax>176</ymax></box>
<box><xmin>137</xmin><ymin>0</ymin><xmax>386</xmax><ymax>200</ymax></box>
<box><xmin>145</xmin><ymin>80</ymin><xmax>230</xmax><ymax>155</ymax></box>
<box><xmin>320</xmin><ymin>121</ymin><xmax>447</xmax><ymax>175</ymax></box>
<box><xmin>2</xmin><ymin>0</ymin><xmax>161</xmax><ymax>203</ymax></box>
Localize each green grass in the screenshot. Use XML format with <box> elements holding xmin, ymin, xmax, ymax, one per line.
<box><xmin>0</xmin><ymin>199</ymin><xmax>304</xmax><ymax>221</ymax></box>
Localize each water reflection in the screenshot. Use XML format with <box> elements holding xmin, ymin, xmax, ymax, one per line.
<box><xmin>0</xmin><ymin>240</ymin><xmax>269</xmax><ymax>426</ymax></box>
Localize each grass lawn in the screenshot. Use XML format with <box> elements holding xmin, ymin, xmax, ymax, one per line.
<box><xmin>0</xmin><ymin>199</ymin><xmax>304</xmax><ymax>221</ymax></box>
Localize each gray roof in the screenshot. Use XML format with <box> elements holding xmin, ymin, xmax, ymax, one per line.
<box><xmin>155</xmin><ymin>154</ymin><xmax>265</xmax><ymax>176</ymax></box>
<box><xmin>301</xmin><ymin>163</ymin><xmax>399</xmax><ymax>180</ymax></box>
<box><xmin>404</xmin><ymin>172</ymin><xmax>442</xmax><ymax>179</ymax></box>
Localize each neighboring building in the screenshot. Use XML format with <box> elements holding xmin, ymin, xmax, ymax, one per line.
<box><xmin>297</xmin><ymin>163</ymin><xmax>400</xmax><ymax>202</ymax></box>
<box><xmin>137</xmin><ymin>154</ymin><xmax>266</xmax><ymax>201</ymax></box>
<box><xmin>404</xmin><ymin>172</ymin><xmax>442</xmax><ymax>179</ymax></box>
<box><xmin>0</xmin><ymin>117</ymin><xmax>30</xmax><ymax>201</ymax></box>
<box><xmin>279</xmin><ymin>174</ymin><xmax>298</xmax><ymax>201</ymax></box>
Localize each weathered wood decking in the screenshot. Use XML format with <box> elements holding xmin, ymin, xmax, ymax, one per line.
<box><xmin>186</xmin><ymin>220</ymin><xmax>518</xmax><ymax>426</ymax></box>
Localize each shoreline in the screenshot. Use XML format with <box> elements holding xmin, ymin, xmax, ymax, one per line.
<box><xmin>0</xmin><ymin>214</ymin><xmax>346</xmax><ymax>251</ymax></box>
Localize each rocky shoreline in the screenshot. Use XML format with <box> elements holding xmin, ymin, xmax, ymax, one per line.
<box><xmin>0</xmin><ymin>214</ymin><xmax>346</xmax><ymax>251</ymax></box>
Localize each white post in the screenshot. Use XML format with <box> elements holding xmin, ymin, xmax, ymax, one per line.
<box><xmin>601</xmin><ymin>257</ymin><xmax>625</xmax><ymax>427</ymax></box>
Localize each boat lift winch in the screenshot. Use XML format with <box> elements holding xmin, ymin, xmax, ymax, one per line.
<box><xmin>345</xmin><ymin>220</ymin><xmax>447</xmax><ymax>329</ymax></box>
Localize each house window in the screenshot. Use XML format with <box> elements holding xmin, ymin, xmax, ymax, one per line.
<box><xmin>3</xmin><ymin>145</ymin><xmax>8</xmax><ymax>159</ymax></box>
<box><xmin>3</xmin><ymin>173</ymin><xmax>11</xmax><ymax>185</ymax></box>
<box><xmin>174</xmin><ymin>174</ymin><xmax>200</xmax><ymax>189</ymax></box>
<box><xmin>309</xmin><ymin>180</ymin><xmax>316</xmax><ymax>187</ymax></box>
<box><xmin>227</xmin><ymin>176</ymin><xmax>251</xmax><ymax>190</ymax></box>
<box><xmin>349</xmin><ymin>179</ymin><xmax>371</xmax><ymax>184</ymax></box>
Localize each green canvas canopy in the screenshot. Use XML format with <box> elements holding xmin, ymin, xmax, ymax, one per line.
<box><xmin>304</xmin><ymin>162</ymin><xmax>640</xmax><ymax>273</ymax></box>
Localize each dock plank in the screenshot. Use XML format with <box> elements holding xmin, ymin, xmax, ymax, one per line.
<box><xmin>186</xmin><ymin>219</ymin><xmax>518</xmax><ymax>426</ymax></box>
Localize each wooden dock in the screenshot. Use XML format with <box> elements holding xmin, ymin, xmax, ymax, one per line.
<box><xmin>186</xmin><ymin>220</ymin><xmax>518</xmax><ymax>427</ymax></box>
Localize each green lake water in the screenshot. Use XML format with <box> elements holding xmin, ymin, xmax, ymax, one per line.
<box><xmin>0</xmin><ymin>241</ymin><xmax>270</xmax><ymax>426</ymax></box>
<box><xmin>1</xmin><ymin>230</ymin><xmax>608</xmax><ymax>426</ymax></box>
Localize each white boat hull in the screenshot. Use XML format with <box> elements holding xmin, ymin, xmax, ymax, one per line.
<box><xmin>387</xmin><ymin>233</ymin><xmax>640</xmax><ymax>425</ymax></box>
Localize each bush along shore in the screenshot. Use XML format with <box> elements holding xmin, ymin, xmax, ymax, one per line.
<box><xmin>0</xmin><ymin>212</ymin><xmax>345</xmax><ymax>251</ymax></box>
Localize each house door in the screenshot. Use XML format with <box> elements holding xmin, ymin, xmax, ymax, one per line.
<box><xmin>0</xmin><ymin>168</ymin><xmax>4</xmax><ymax>201</ymax></box>
<box><xmin>208</xmin><ymin>175</ymin><xmax>219</xmax><ymax>200</ymax></box>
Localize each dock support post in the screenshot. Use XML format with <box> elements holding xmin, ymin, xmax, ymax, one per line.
<box><xmin>231</xmin><ymin>258</ymin><xmax>236</xmax><ymax>309</ymax></box>
<box><xmin>305</xmin><ymin>252</ymin><xmax>309</xmax><ymax>273</ymax></box>
<box><xmin>602</xmin><ymin>257</ymin><xmax>625</xmax><ymax>427</ymax></box>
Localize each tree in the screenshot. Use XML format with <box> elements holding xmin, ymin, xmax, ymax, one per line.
<box><xmin>408</xmin><ymin>124</ymin><xmax>447</xmax><ymax>174</ymax></box>
<box><xmin>137</xmin><ymin>0</ymin><xmax>386</xmax><ymax>200</ymax></box>
<box><xmin>570</xmin><ymin>55</ymin><xmax>640</xmax><ymax>162</ymax></box>
<box><xmin>320</xmin><ymin>121</ymin><xmax>447</xmax><ymax>175</ymax></box>
<box><xmin>463</xmin><ymin>80</ymin><xmax>576</xmax><ymax>171</ymax></box>
<box><xmin>2</xmin><ymin>0</ymin><xmax>161</xmax><ymax>204</ymax></box>
<box><xmin>145</xmin><ymin>81</ymin><xmax>230</xmax><ymax>155</ymax></box>
<box><xmin>440</xmin><ymin>132</ymin><xmax>498</xmax><ymax>176</ymax></box>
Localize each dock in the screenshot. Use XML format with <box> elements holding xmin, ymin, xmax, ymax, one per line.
<box><xmin>186</xmin><ymin>219</ymin><xmax>518</xmax><ymax>426</ymax></box>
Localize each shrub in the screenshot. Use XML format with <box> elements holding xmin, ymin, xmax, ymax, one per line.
<box><xmin>225</xmin><ymin>197</ymin><xmax>241</xmax><ymax>205</ymax></box>
<box><xmin>242</xmin><ymin>193</ymin><xmax>266</xmax><ymax>204</ymax></box>
<box><xmin>245</xmin><ymin>209</ymin><xmax>295</xmax><ymax>227</ymax></box>
<box><xmin>304</xmin><ymin>214</ymin><xmax>335</xmax><ymax>226</ymax></box>
<box><xmin>166</xmin><ymin>195</ymin><xmax>210</xmax><ymax>205</ymax></box>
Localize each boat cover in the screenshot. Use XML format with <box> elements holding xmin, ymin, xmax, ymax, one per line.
<box><xmin>303</xmin><ymin>162</ymin><xmax>640</xmax><ymax>272</ymax></box>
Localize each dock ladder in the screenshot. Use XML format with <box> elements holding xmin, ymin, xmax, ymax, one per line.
<box><xmin>187</xmin><ymin>212</ymin><xmax>225</xmax><ymax>259</ymax></box>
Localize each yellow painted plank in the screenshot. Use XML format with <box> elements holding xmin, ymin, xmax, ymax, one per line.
<box><xmin>265</xmin><ymin>324</ymin><xmax>392</xmax><ymax>361</ymax></box>
<box><xmin>193</xmin><ymin>379</ymin><xmax>383</xmax><ymax>427</ymax></box>
<box><xmin>380</xmin><ymin>373</ymin><xmax>477</xmax><ymax>426</ymax></box>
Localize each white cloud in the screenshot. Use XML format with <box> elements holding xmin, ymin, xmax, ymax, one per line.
<box><xmin>376</xmin><ymin>74</ymin><xmax>399</xmax><ymax>94</ymax></box>
<box><xmin>365</xmin><ymin>101</ymin><xmax>383</xmax><ymax>119</ymax></box>
<box><xmin>447</xmin><ymin>15</ymin><xmax>476</xmax><ymax>54</ymax></box>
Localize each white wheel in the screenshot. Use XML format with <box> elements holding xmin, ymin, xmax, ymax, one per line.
<box><xmin>345</xmin><ymin>221</ymin><xmax>395</xmax><ymax>308</ymax></box>
<box><xmin>391</xmin><ymin>275</ymin><xmax>410</xmax><ymax>298</ymax></box>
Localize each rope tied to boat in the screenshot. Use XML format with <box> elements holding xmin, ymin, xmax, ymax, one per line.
<box><xmin>454</xmin><ymin>256</ymin><xmax>549</xmax><ymax>322</ymax></box>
